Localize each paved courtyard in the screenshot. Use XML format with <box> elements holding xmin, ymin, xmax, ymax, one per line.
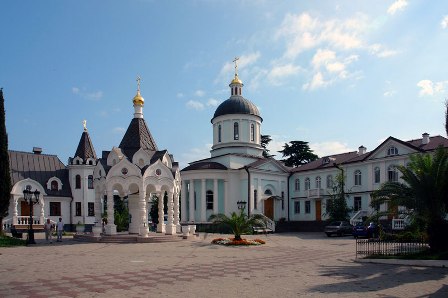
<box><xmin>1</xmin><ymin>232</ymin><xmax>447</xmax><ymax>297</ymax></box>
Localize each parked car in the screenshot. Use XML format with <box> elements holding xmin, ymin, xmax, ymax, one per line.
<box><xmin>352</xmin><ymin>222</ymin><xmax>368</xmax><ymax>238</ymax></box>
<box><xmin>324</xmin><ymin>221</ymin><xmax>353</xmax><ymax>237</ymax></box>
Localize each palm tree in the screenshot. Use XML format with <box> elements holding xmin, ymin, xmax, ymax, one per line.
<box><xmin>371</xmin><ymin>146</ymin><xmax>448</xmax><ymax>252</ymax></box>
<box><xmin>209</xmin><ymin>209</ymin><xmax>267</xmax><ymax>241</ymax></box>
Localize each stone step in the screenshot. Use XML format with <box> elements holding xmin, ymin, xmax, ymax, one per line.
<box><xmin>73</xmin><ymin>234</ymin><xmax>185</xmax><ymax>243</ymax></box>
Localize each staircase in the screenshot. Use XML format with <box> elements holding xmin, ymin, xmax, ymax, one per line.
<box><xmin>252</xmin><ymin>214</ymin><xmax>275</xmax><ymax>234</ymax></box>
<box><xmin>350</xmin><ymin>210</ymin><xmax>369</xmax><ymax>225</ymax></box>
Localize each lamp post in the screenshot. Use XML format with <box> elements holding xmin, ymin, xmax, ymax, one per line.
<box><xmin>23</xmin><ymin>186</ymin><xmax>40</xmax><ymax>245</ymax></box>
<box><xmin>237</xmin><ymin>200</ymin><xmax>247</xmax><ymax>211</ymax></box>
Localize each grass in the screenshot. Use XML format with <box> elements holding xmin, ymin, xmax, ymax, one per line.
<box><xmin>0</xmin><ymin>235</ymin><xmax>27</xmax><ymax>247</ymax></box>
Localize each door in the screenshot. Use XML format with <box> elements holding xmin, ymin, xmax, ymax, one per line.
<box><xmin>315</xmin><ymin>200</ymin><xmax>322</xmax><ymax>221</ymax></box>
<box><xmin>21</xmin><ymin>201</ymin><xmax>30</xmax><ymax>216</ymax></box>
<box><xmin>264</xmin><ymin>198</ymin><xmax>274</xmax><ymax>220</ymax></box>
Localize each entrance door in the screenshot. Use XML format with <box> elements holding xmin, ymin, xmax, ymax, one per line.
<box><xmin>315</xmin><ymin>200</ymin><xmax>322</xmax><ymax>221</ymax></box>
<box><xmin>21</xmin><ymin>201</ymin><xmax>30</xmax><ymax>216</ymax></box>
<box><xmin>264</xmin><ymin>198</ymin><xmax>274</xmax><ymax>220</ymax></box>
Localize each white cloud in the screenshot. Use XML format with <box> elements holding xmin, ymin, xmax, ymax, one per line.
<box><xmin>383</xmin><ymin>90</ymin><xmax>396</xmax><ymax>97</ymax></box>
<box><xmin>179</xmin><ymin>143</ymin><xmax>212</xmax><ymax>169</ymax></box>
<box><xmin>268</xmin><ymin>64</ymin><xmax>301</xmax><ymax>85</ymax></box>
<box><xmin>387</xmin><ymin>0</ymin><xmax>408</xmax><ymax>15</ymax></box>
<box><xmin>195</xmin><ymin>90</ymin><xmax>205</xmax><ymax>97</ymax></box>
<box><xmin>206</xmin><ymin>98</ymin><xmax>219</xmax><ymax>107</ymax></box>
<box><xmin>417</xmin><ymin>79</ymin><xmax>448</xmax><ymax>96</ymax></box>
<box><xmin>309</xmin><ymin>141</ymin><xmax>353</xmax><ymax>157</ymax></box>
<box><xmin>113</xmin><ymin>127</ymin><xmax>126</xmax><ymax>134</ymax></box>
<box><xmin>441</xmin><ymin>15</ymin><xmax>448</xmax><ymax>29</ymax></box>
<box><xmin>216</xmin><ymin>52</ymin><xmax>261</xmax><ymax>83</ymax></box>
<box><xmin>369</xmin><ymin>44</ymin><xmax>399</xmax><ymax>58</ymax></box>
<box><xmin>302</xmin><ymin>72</ymin><xmax>328</xmax><ymax>91</ymax></box>
<box><xmin>186</xmin><ymin>100</ymin><xmax>205</xmax><ymax>110</ymax></box>
<box><xmin>72</xmin><ymin>86</ymin><xmax>103</xmax><ymax>100</ymax></box>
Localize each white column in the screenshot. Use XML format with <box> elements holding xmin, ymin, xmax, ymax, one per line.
<box><xmin>165</xmin><ymin>191</ymin><xmax>175</xmax><ymax>235</ymax></box>
<box><xmin>173</xmin><ymin>188</ymin><xmax>181</xmax><ymax>233</ymax></box>
<box><xmin>139</xmin><ymin>190</ymin><xmax>149</xmax><ymax>237</ymax></box>
<box><xmin>181</xmin><ymin>181</ymin><xmax>187</xmax><ymax>222</ymax></box>
<box><xmin>189</xmin><ymin>180</ymin><xmax>195</xmax><ymax>222</ymax></box>
<box><xmin>39</xmin><ymin>196</ymin><xmax>45</xmax><ymax>224</ymax></box>
<box><xmin>105</xmin><ymin>190</ymin><xmax>116</xmax><ymax>235</ymax></box>
<box><xmin>12</xmin><ymin>196</ymin><xmax>18</xmax><ymax>225</ymax></box>
<box><xmin>157</xmin><ymin>192</ymin><xmax>165</xmax><ymax>233</ymax></box>
<box><xmin>94</xmin><ymin>191</ymin><xmax>102</xmax><ymax>227</ymax></box>
<box><xmin>201</xmin><ymin>179</ymin><xmax>206</xmax><ymax>222</ymax></box>
<box><xmin>213</xmin><ymin>179</ymin><xmax>218</xmax><ymax>215</ymax></box>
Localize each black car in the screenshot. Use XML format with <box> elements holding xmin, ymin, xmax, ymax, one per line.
<box><xmin>324</xmin><ymin>221</ymin><xmax>353</xmax><ymax>237</ymax></box>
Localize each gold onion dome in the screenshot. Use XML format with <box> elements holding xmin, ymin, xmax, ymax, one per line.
<box><xmin>133</xmin><ymin>90</ymin><xmax>144</xmax><ymax>106</ymax></box>
<box><xmin>231</xmin><ymin>74</ymin><xmax>242</xmax><ymax>85</ymax></box>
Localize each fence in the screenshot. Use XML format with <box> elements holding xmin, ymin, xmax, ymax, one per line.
<box><xmin>356</xmin><ymin>238</ymin><xmax>429</xmax><ymax>258</ymax></box>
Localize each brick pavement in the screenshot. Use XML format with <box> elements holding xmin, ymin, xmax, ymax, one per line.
<box><xmin>1</xmin><ymin>233</ymin><xmax>447</xmax><ymax>297</ymax></box>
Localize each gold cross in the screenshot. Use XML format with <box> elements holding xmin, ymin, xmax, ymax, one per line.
<box><xmin>136</xmin><ymin>75</ymin><xmax>141</xmax><ymax>91</ymax></box>
<box><xmin>82</xmin><ymin>120</ymin><xmax>87</xmax><ymax>131</ymax></box>
<box><xmin>233</xmin><ymin>57</ymin><xmax>239</xmax><ymax>76</ymax></box>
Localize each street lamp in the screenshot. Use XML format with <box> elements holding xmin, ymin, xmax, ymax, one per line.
<box><xmin>23</xmin><ymin>186</ymin><xmax>40</xmax><ymax>245</ymax></box>
<box><xmin>237</xmin><ymin>200</ymin><xmax>247</xmax><ymax>210</ymax></box>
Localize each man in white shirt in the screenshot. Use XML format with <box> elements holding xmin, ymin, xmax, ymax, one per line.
<box><xmin>56</xmin><ymin>217</ymin><xmax>64</xmax><ymax>242</ymax></box>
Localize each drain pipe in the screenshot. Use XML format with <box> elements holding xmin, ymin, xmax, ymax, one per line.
<box><xmin>244</xmin><ymin>166</ymin><xmax>251</xmax><ymax>217</ymax></box>
<box><xmin>287</xmin><ymin>172</ymin><xmax>293</xmax><ymax>222</ymax></box>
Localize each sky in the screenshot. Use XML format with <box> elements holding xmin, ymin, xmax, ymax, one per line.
<box><xmin>1</xmin><ymin>0</ymin><xmax>447</xmax><ymax>169</ymax></box>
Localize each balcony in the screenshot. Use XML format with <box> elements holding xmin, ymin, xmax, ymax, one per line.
<box><xmin>306</xmin><ymin>188</ymin><xmax>323</xmax><ymax>198</ymax></box>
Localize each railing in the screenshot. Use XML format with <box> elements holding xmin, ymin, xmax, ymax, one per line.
<box><xmin>350</xmin><ymin>210</ymin><xmax>369</xmax><ymax>225</ymax></box>
<box><xmin>306</xmin><ymin>188</ymin><xmax>322</xmax><ymax>198</ymax></box>
<box><xmin>254</xmin><ymin>213</ymin><xmax>275</xmax><ymax>232</ymax></box>
<box><xmin>392</xmin><ymin>218</ymin><xmax>406</xmax><ymax>230</ymax></box>
<box><xmin>2</xmin><ymin>218</ymin><xmax>12</xmax><ymax>232</ymax></box>
<box><xmin>16</xmin><ymin>216</ymin><xmax>41</xmax><ymax>225</ymax></box>
<box><xmin>356</xmin><ymin>238</ymin><xmax>429</xmax><ymax>258</ymax></box>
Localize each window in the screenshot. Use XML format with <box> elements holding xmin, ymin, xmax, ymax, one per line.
<box><xmin>218</xmin><ymin>125</ymin><xmax>222</xmax><ymax>142</ymax></box>
<box><xmin>374</xmin><ymin>167</ymin><xmax>380</xmax><ymax>183</ymax></box>
<box><xmin>50</xmin><ymin>202</ymin><xmax>61</xmax><ymax>216</ymax></box>
<box><xmin>305</xmin><ymin>201</ymin><xmax>311</xmax><ymax>214</ymax></box>
<box><xmin>75</xmin><ymin>202</ymin><xmax>81</xmax><ymax>216</ymax></box>
<box><xmin>354</xmin><ymin>170</ymin><xmax>362</xmax><ymax>186</ymax></box>
<box><xmin>250</xmin><ymin>124</ymin><xmax>255</xmax><ymax>142</ymax></box>
<box><xmin>305</xmin><ymin>178</ymin><xmax>310</xmax><ymax>190</ymax></box>
<box><xmin>233</xmin><ymin>122</ymin><xmax>239</xmax><ymax>140</ymax></box>
<box><xmin>387</xmin><ymin>146</ymin><xmax>398</xmax><ymax>156</ymax></box>
<box><xmin>315</xmin><ymin>176</ymin><xmax>321</xmax><ymax>189</ymax></box>
<box><xmin>264</xmin><ymin>189</ymin><xmax>272</xmax><ymax>196</ymax></box>
<box><xmin>88</xmin><ymin>175</ymin><xmax>94</xmax><ymax>189</ymax></box>
<box><xmin>51</xmin><ymin>180</ymin><xmax>58</xmax><ymax>191</ymax></box>
<box><xmin>388</xmin><ymin>165</ymin><xmax>398</xmax><ymax>182</ymax></box>
<box><xmin>354</xmin><ymin>197</ymin><xmax>362</xmax><ymax>211</ymax></box>
<box><xmin>206</xmin><ymin>190</ymin><xmax>213</xmax><ymax>210</ymax></box>
<box><xmin>294</xmin><ymin>179</ymin><xmax>300</xmax><ymax>191</ymax></box>
<box><xmin>254</xmin><ymin>189</ymin><xmax>258</xmax><ymax>209</ymax></box>
<box><xmin>326</xmin><ymin>175</ymin><xmax>333</xmax><ymax>189</ymax></box>
<box><xmin>75</xmin><ymin>175</ymin><xmax>81</xmax><ymax>189</ymax></box>
<box><xmin>294</xmin><ymin>201</ymin><xmax>300</xmax><ymax>214</ymax></box>
<box><xmin>281</xmin><ymin>191</ymin><xmax>284</xmax><ymax>210</ymax></box>
<box><xmin>88</xmin><ymin>202</ymin><xmax>94</xmax><ymax>216</ymax></box>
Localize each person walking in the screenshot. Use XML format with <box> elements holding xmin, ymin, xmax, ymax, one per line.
<box><xmin>56</xmin><ymin>217</ymin><xmax>64</xmax><ymax>242</ymax></box>
<box><xmin>44</xmin><ymin>218</ymin><xmax>54</xmax><ymax>243</ymax></box>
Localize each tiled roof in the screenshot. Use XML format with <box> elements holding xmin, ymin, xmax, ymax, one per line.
<box><xmin>74</xmin><ymin>131</ymin><xmax>97</xmax><ymax>161</ymax></box>
<box><xmin>406</xmin><ymin>135</ymin><xmax>448</xmax><ymax>151</ymax></box>
<box><xmin>8</xmin><ymin>150</ymin><xmax>72</xmax><ymax>197</ymax></box>
<box><xmin>291</xmin><ymin>151</ymin><xmax>360</xmax><ymax>173</ymax></box>
<box><xmin>119</xmin><ymin>118</ymin><xmax>158</xmax><ymax>158</ymax></box>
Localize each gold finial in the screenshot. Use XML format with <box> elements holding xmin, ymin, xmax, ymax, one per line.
<box><xmin>82</xmin><ymin>120</ymin><xmax>87</xmax><ymax>131</ymax></box>
<box><xmin>136</xmin><ymin>75</ymin><xmax>141</xmax><ymax>92</ymax></box>
<box><xmin>233</xmin><ymin>57</ymin><xmax>240</xmax><ymax>76</ymax></box>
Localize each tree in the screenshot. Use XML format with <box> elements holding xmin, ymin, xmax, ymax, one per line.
<box><xmin>371</xmin><ymin>146</ymin><xmax>448</xmax><ymax>252</ymax></box>
<box><xmin>445</xmin><ymin>100</ymin><xmax>448</xmax><ymax>137</ymax></box>
<box><xmin>209</xmin><ymin>208</ymin><xmax>266</xmax><ymax>240</ymax></box>
<box><xmin>0</xmin><ymin>88</ymin><xmax>12</xmax><ymax>234</ymax></box>
<box><xmin>325</xmin><ymin>173</ymin><xmax>352</xmax><ymax>222</ymax></box>
<box><xmin>114</xmin><ymin>195</ymin><xmax>129</xmax><ymax>232</ymax></box>
<box><xmin>278</xmin><ymin>141</ymin><xmax>318</xmax><ymax>167</ymax></box>
<box><xmin>261</xmin><ymin>134</ymin><xmax>273</xmax><ymax>158</ymax></box>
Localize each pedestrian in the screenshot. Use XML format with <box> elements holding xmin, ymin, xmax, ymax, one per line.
<box><xmin>56</xmin><ymin>217</ymin><xmax>64</xmax><ymax>242</ymax></box>
<box><xmin>44</xmin><ymin>218</ymin><xmax>54</xmax><ymax>243</ymax></box>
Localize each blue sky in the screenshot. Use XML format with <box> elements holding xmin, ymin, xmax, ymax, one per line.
<box><xmin>1</xmin><ymin>0</ymin><xmax>447</xmax><ymax>168</ymax></box>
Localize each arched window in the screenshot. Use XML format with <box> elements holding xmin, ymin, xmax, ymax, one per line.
<box><xmin>354</xmin><ymin>170</ymin><xmax>362</xmax><ymax>186</ymax></box>
<box><xmin>305</xmin><ymin>178</ymin><xmax>310</xmax><ymax>190</ymax></box>
<box><xmin>233</xmin><ymin>122</ymin><xmax>239</xmax><ymax>140</ymax></box>
<box><xmin>374</xmin><ymin>167</ymin><xmax>380</xmax><ymax>183</ymax></box>
<box><xmin>264</xmin><ymin>189</ymin><xmax>272</xmax><ymax>196</ymax></box>
<box><xmin>250</xmin><ymin>124</ymin><xmax>255</xmax><ymax>142</ymax></box>
<box><xmin>75</xmin><ymin>175</ymin><xmax>81</xmax><ymax>189</ymax></box>
<box><xmin>206</xmin><ymin>190</ymin><xmax>213</xmax><ymax>210</ymax></box>
<box><xmin>218</xmin><ymin>125</ymin><xmax>222</xmax><ymax>142</ymax></box>
<box><xmin>326</xmin><ymin>175</ymin><xmax>333</xmax><ymax>188</ymax></box>
<box><xmin>315</xmin><ymin>176</ymin><xmax>321</xmax><ymax>189</ymax></box>
<box><xmin>234</xmin><ymin>87</ymin><xmax>237</xmax><ymax>95</ymax></box>
<box><xmin>294</xmin><ymin>179</ymin><xmax>300</xmax><ymax>191</ymax></box>
<box><xmin>88</xmin><ymin>175</ymin><xmax>94</xmax><ymax>189</ymax></box>
<box><xmin>51</xmin><ymin>180</ymin><xmax>58</xmax><ymax>191</ymax></box>
<box><xmin>387</xmin><ymin>146</ymin><xmax>398</xmax><ymax>156</ymax></box>
<box><xmin>388</xmin><ymin>165</ymin><xmax>398</xmax><ymax>182</ymax></box>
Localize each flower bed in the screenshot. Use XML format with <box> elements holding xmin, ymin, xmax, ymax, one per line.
<box><xmin>211</xmin><ymin>237</ymin><xmax>266</xmax><ymax>246</ymax></box>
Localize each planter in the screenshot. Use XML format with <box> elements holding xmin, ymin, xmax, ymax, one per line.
<box><xmin>182</xmin><ymin>225</ymin><xmax>190</xmax><ymax>238</ymax></box>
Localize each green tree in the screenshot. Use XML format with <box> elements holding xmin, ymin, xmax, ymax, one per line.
<box><xmin>114</xmin><ymin>195</ymin><xmax>129</xmax><ymax>232</ymax></box>
<box><xmin>371</xmin><ymin>147</ymin><xmax>448</xmax><ymax>252</ymax></box>
<box><xmin>325</xmin><ymin>173</ymin><xmax>352</xmax><ymax>222</ymax></box>
<box><xmin>0</xmin><ymin>88</ymin><xmax>12</xmax><ymax>234</ymax></box>
<box><xmin>278</xmin><ymin>141</ymin><xmax>318</xmax><ymax>167</ymax></box>
<box><xmin>261</xmin><ymin>134</ymin><xmax>273</xmax><ymax>158</ymax></box>
<box><xmin>209</xmin><ymin>208</ymin><xmax>266</xmax><ymax>240</ymax></box>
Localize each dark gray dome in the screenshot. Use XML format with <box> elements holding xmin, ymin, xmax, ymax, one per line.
<box><xmin>212</xmin><ymin>97</ymin><xmax>261</xmax><ymax>121</ymax></box>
